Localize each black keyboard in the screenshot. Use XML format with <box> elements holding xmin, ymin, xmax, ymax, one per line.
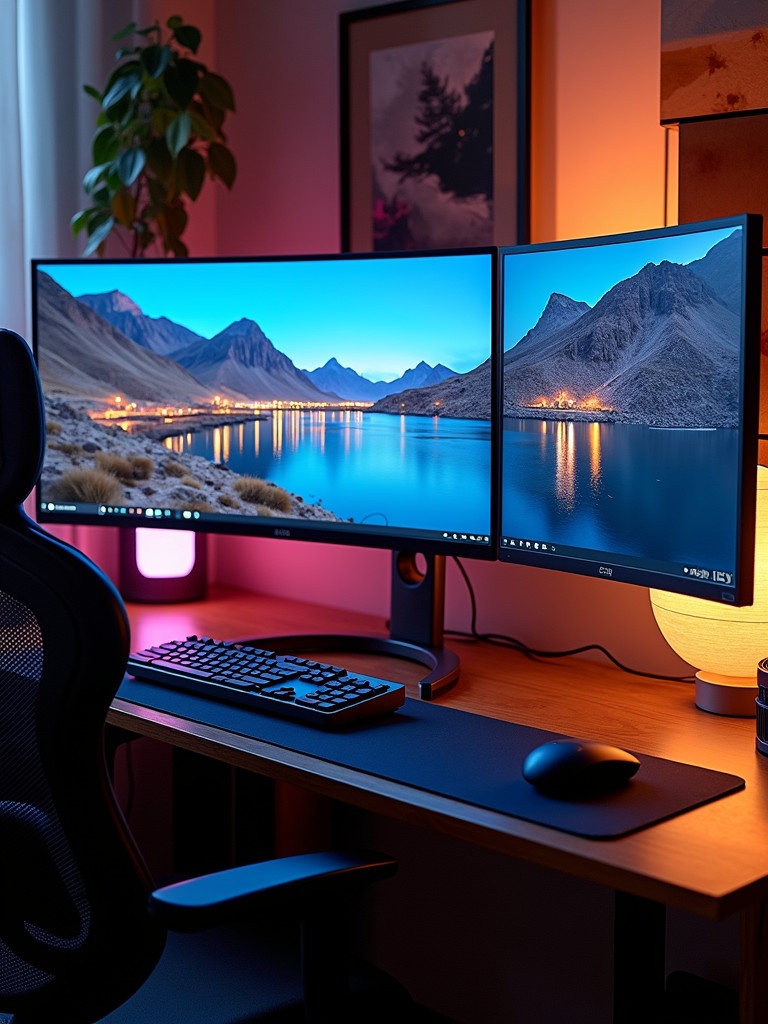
<box><xmin>126</xmin><ymin>635</ymin><xmax>406</xmax><ymax>728</ymax></box>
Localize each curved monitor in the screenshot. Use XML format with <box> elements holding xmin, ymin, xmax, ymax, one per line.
<box><xmin>32</xmin><ymin>248</ymin><xmax>497</xmax><ymax>556</ymax></box>
<box><xmin>32</xmin><ymin>248</ymin><xmax>498</xmax><ymax>697</ymax></box>
<box><xmin>498</xmin><ymin>214</ymin><xmax>762</xmax><ymax>606</ymax></box>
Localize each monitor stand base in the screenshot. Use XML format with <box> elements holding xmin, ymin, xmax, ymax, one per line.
<box><xmin>241</xmin><ymin>552</ymin><xmax>459</xmax><ymax>700</ymax></box>
<box><xmin>244</xmin><ymin>632</ymin><xmax>459</xmax><ymax>701</ymax></box>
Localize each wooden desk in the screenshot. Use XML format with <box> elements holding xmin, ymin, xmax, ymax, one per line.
<box><xmin>108</xmin><ymin>586</ymin><xmax>768</xmax><ymax>1024</ymax></box>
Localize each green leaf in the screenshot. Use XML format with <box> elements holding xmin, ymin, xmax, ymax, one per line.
<box><xmin>159</xmin><ymin>201</ymin><xmax>188</xmax><ymax>252</ymax></box>
<box><xmin>151</xmin><ymin>106</ymin><xmax>176</xmax><ymax>134</ymax></box>
<box><xmin>194</xmin><ymin>95</ymin><xmax>224</xmax><ymax>132</ymax></box>
<box><xmin>103</xmin><ymin>60</ymin><xmax>140</xmax><ymax>91</ymax></box>
<box><xmin>178</xmin><ymin>148</ymin><xmax>205</xmax><ymax>200</ymax></box>
<box><xmin>165</xmin><ymin>111</ymin><xmax>190</xmax><ymax>157</ymax></box>
<box><xmin>89</xmin><ymin>185</ymin><xmax>112</xmax><ymax>208</ymax></box>
<box><xmin>83</xmin><ymin>83</ymin><xmax>102</xmax><ymax>102</ymax></box>
<box><xmin>103</xmin><ymin>165</ymin><xmax>123</xmax><ymax>193</ymax></box>
<box><xmin>164</xmin><ymin>58</ymin><xmax>200</xmax><ymax>109</ymax></box>
<box><xmin>102</xmin><ymin>66</ymin><xmax>142</xmax><ymax>110</ymax></box>
<box><xmin>82</xmin><ymin>212</ymin><xmax>114</xmax><ymax>256</ymax></box>
<box><xmin>141</xmin><ymin>43</ymin><xmax>171</xmax><ymax>80</ymax></box>
<box><xmin>146</xmin><ymin>136</ymin><xmax>174</xmax><ymax>181</ymax></box>
<box><xmin>92</xmin><ymin>124</ymin><xmax>120</xmax><ymax>164</ymax></box>
<box><xmin>167</xmin><ymin>15</ymin><xmax>183</xmax><ymax>30</ymax></box>
<box><xmin>70</xmin><ymin>209</ymin><xmax>92</xmax><ymax>236</ymax></box>
<box><xmin>111</xmin><ymin>22</ymin><xmax>138</xmax><ymax>42</ymax></box>
<box><xmin>208</xmin><ymin>143</ymin><xmax>237</xmax><ymax>188</ymax></box>
<box><xmin>82</xmin><ymin>163</ymin><xmax>108</xmax><ymax>194</ymax></box>
<box><xmin>188</xmin><ymin>108</ymin><xmax>217</xmax><ymax>142</ymax></box>
<box><xmin>199</xmin><ymin>71</ymin><xmax>235</xmax><ymax>112</ymax></box>
<box><xmin>173</xmin><ymin>24</ymin><xmax>202</xmax><ymax>54</ymax></box>
<box><xmin>147</xmin><ymin>177</ymin><xmax>170</xmax><ymax>207</ymax></box>
<box><xmin>117</xmin><ymin>148</ymin><xmax>146</xmax><ymax>186</ymax></box>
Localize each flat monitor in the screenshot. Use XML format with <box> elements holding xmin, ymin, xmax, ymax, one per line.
<box><xmin>32</xmin><ymin>247</ymin><xmax>498</xmax><ymax>697</ymax></box>
<box><xmin>498</xmin><ymin>214</ymin><xmax>762</xmax><ymax>606</ymax></box>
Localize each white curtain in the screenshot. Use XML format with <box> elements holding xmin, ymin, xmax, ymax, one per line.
<box><xmin>0</xmin><ymin>0</ymin><xmax>136</xmax><ymax>340</ymax></box>
<box><xmin>0</xmin><ymin>1</ymin><xmax>28</xmax><ymax>338</ymax></box>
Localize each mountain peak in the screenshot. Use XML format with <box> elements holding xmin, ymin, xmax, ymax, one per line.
<box><xmin>541</xmin><ymin>291</ymin><xmax>591</xmax><ymax>322</ymax></box>
<box><xmin>79</xmin><ymin>289</ymin><xmax>142</xmax><ymax>317</ymax></box>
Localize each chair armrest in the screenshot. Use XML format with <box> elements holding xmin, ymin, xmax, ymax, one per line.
<box><xmin>149</xmin><ymin>850</ymin><xmax>397</xmax><ymax>931</ymax></box>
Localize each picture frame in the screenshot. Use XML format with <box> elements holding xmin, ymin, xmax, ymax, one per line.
<box><xmin>340</xmin><ymin>0</ymin><xmax>529</xmax><ymax>252</ymax></box>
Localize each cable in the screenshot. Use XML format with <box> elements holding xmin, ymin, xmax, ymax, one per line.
<box><xmin>447</xmin><ymin>556</ymin><xmax>696</xmax><ymax>684</ymax></box>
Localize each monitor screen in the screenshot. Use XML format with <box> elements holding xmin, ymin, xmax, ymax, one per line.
<box><xmin>498</xmin><ymin>214</ymin><xmax>761</xmax><ymax>605</ymax></box>
<box><xmin>32</xmin><ymin>248</ymin><xmax>497</xmax><ymax>560</ymax></box>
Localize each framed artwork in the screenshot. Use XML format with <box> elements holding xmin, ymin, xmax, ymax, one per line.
<box><xmin>340</xmin><ymin>0</ymin><xmax>529</xmax><ymax>252</ymax></box>
<box><xmin>661</xmin><ymin>0</ymin><xmax>768</xmax><ymax>123</ymax></box>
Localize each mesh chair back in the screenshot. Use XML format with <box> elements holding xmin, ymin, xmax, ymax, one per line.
<box><xmin>0</xmin><ymin>331</ymin><xmax>165</xmax><ymax>1023</ymax></box>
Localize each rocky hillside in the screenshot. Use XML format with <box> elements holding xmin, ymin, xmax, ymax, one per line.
<box><xmin>76</xmin><ymin>289</ymin><xmax>205</xmax><ymax>356</ymax></box>
<box><xmin>40</xmin><ymin>397</ymin><xmax>341</xmax><ymax>523</ymax></box>
<box><xmin>502</xmin><ymin>255</ymin><xmax>743</xmax><ymax>428</ymax></box>
<box><xmin>369</xmin><ymin>357</ymin><xmax>493</xmax><ymax>419</ymax></box>
<box><xmin>36</xmin><ymin>272</ymin><xmax>212</xmax><ymax>406</ymax></box>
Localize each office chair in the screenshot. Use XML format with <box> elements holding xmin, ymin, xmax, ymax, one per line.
<box><xmin>0</xmin><ymin>329</ymin><xmax>413</xmax><ymax>1023</ymax></box>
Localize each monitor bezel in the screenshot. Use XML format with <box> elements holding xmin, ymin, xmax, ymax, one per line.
<box><xmin>32</xmin><ymin>246</ymin><xmax>500</xmax><ymax>562</ymax></box>
<box><xmin>496</xmin><ymin>213</ymin><xmax>762</xmax><ymax>606</ymax></box>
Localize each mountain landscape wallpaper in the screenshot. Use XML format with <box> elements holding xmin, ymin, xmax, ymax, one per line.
<box><xmin>34</xmin><ymin>253</ymin><xmax>494</xmax><ymax>541</ymax></box>
<box><xmin>499</xmin><ymin>224</ymin><xmax>749</xmax><ymax>580</ymax></box>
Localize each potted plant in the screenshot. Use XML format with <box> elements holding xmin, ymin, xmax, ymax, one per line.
<box><xmin>72</xmin><ymin>15</ymin><xmax>237</xmax><ymax>257</ymax></box>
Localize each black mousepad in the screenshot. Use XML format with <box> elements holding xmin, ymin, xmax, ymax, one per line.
<box><xmin>116</xmin><ymin>681</ymin><xmax>745</xmax><ymax>839</ymax></box>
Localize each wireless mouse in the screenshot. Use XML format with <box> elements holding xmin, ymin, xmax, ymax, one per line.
<box><xmin>522</xmin><ymin>738</ymin><xmax>640</xmax><ymax>797</ymax></box>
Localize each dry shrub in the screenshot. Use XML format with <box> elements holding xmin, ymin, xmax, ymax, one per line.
<box><xmin>48</xmin><ymin>440</ymin><xmax>84</xmax><ymax>457</ymax></box>
<box><xmin>48</xmin><ymin>468</ymin><xmax>125</xmax><ymax>504</ymax></box>
<box><xmin>129</xmin><ymin>455</ymin><xmax>154</xmax><ymax>480</ymax></box>
<box><xmin>234</xmin><ymin>476</ymin><xmax>292</xmax><ymax>513</ymax></box>
<box><xmin>95</xmin><ymin>451</ymin><xmax>134</xmax><ymax>481</ymax></box>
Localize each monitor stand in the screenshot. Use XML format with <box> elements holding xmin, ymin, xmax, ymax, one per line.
<box><xmin>245</xmin><ymin>551</ymin><xmax>459</xmax><ymax>700</ymax></box>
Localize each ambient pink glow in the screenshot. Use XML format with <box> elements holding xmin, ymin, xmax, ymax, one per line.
<box><xmin>135</xmin><ymin>528</ymin><xmax>196</xmax><ymax>579</ymax></box>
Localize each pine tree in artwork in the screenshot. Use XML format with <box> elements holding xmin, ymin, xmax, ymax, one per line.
<box><xmin>383</xmin><ymin>41</ymin><xmax>493</xmax><ymax>202</ymax></box>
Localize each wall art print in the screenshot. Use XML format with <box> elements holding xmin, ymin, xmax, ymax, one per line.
<box><xmin>341</xmin><ymin>0</ymin><xmax>528</xmax><ymax>251</ymax></box>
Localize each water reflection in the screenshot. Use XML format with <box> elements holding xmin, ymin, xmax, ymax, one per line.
<box><xmin>502</xmin><ymin>417</ymin><xmax>738</xmax><ymax>565</ymax></box>
<box><xmin>165</xmin><ymin>409</ymin><xmax>491</xmax><ymax>533</ymax></box>
<box><xmin>554</xmin><ymin>420</ymin><xmax>576</xmax><ymax>513</ymax></box>
<box><xmin>589</xmin><ymin>422</ymin><xmax>602</xmax><ymax>493</ymax></box>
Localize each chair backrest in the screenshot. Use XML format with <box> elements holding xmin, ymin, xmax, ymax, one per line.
<box><xmin>0</xmin><ymin>330</ymin><xmax>165</xmax><ymax>1022</ymax></box>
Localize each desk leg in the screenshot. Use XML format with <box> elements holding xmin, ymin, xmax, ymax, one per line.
<box><xmin>613</xmin><ymin>891</ymin><xmax>666</xmax><ymax>1024</ymax></box>
<box><xmin>739</xmin><ymin>902</ymin><xmax>768</xmax><ymax>1024</ymax></box>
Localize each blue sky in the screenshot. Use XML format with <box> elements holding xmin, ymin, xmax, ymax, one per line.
<box><xmin>502</xmin><ymin>224</ymin><xmax>740</xmax><ymax>351</ymax></box>
<box><xmin>41</xmin><ymin>252</ymin><xmax>493</xmax><ymax>382</ymax></box>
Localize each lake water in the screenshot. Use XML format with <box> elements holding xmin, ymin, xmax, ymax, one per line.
<box><xmin>501</xmin><ymin>418</ymin><xmax>740</xmax><ymax>567</ymax></box>
<box><xmin>166</xmin><ymin>409</ymin><xmax>492</xmax><ymax>535</ymax></box>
